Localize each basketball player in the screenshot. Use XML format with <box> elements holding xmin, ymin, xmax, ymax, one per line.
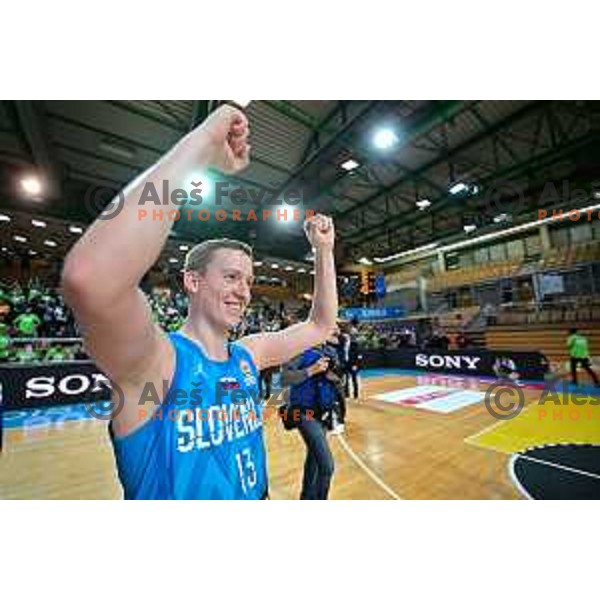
<box><xmin>62</xmin><ymin>104</ymin><xmax>338</xmax><ymax>499</ymax></box>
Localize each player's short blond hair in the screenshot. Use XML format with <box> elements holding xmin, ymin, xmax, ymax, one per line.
<box><xmin>184</xmin><ymin>238</ymin><xmax>253</xmax><ymax>273</ymax></box>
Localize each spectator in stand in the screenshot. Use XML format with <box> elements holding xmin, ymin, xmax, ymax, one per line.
<box><xmin>15</xmin><ymin>343</ymin><xmax>39</xmax><ymax>363</ymax></box>
<box><xmin>13</xmin><ymin>307</ymin><xmax>41</xmax><ymax>338</ymax></box>
<box><xmin>0</xmin><ymin>322</ymin><xmax>9</xmax><ymax>363</ymax></box>
<box><xmin>456</xmin><ymin>330</ymin><xmax>470</xmax><ymax>349</ymax></box>
<box><xmin>45</xmin><ymin>343</ymin><xmax>69</xmax><ymax>362</ymax></box>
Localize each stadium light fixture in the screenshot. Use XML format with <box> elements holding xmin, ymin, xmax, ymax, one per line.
<box><xmin>21</xmin><ymin>176</ymin><xmax>42</xmax><ymax>196</ymax></box>
<box><xmin>341</xmin><ymin>159</ymin><xmax>360</xmax><ymax>171</ymax></box>
<box><xmin>373</xmin><ymin>128</ymin><xmax>398</xmax><ymax>150</ymax></box>
<box><xmin>449</xmin><ymin>182</ymin><xmax>469</xmax><ymax>195</ymax></box>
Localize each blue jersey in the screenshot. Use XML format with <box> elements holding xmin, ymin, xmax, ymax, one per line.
<box><xmin>110</xmin><ymin>332</ymin><xmax>268</xmax><ymax>499</ymax></box>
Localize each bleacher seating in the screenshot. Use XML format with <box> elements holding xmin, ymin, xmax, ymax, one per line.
<box><xmin>486</xmin><ymin>324</ymin><xmax>600</xmax><ymax>385</ymax></box>
<box><xmin>540</xmin><ymin>240</ymin><xmax>600</xmax><ymax>269</ymax></box>
<box><xmin>427</xmin><ymin>258</ymin><xmax>523</xmax><ymax>292</ymax></box>
<box><xmin>495</xmin><ymin>296</ymin><xmax>600</xmax><ymax>327</ymax></box>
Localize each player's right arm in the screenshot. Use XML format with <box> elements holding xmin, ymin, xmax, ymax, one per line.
<box><xmin>62</xmin><ymin>105</ymin><xmax>251</xmax><ymax>434</ymax></box>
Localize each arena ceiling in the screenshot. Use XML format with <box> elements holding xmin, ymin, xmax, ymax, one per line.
<box><xmin>1</xmin><ymin>100</ymin><xmax>599</xmax><ymax>270</ymax></box>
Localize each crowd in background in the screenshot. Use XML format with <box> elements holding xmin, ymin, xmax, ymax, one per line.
<box><xmin>1</xmin><ymin>279</ymin><xmax>475</xmax><ymax>364</ymax></box>
<box><xmin>0</xmin><ymin>280</ymin><xmax>311</xmax><ymax>363</ymax></box>
<box><xmin>0</xmin><ymin>280</ymin><xmax>83</xmax><ymax>363</ymax></box>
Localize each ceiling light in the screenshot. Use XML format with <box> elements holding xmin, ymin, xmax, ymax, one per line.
<box><xmin>358</xmin><ymin>257</ymin><xmax>373</xmax><ymax>265</ymax></box>
<box><xmin>284</xmin><ymin>266</ymin><xmax>294</xmax><ymax>271</ymax></box>
<box><xmin>253</xmin><ymin>261</ymin><xmax>263</xmax><ymax>267</ymax></box>
<box><xmin>341</xmin><ymin>159</ymin><xmax>360</xmax><ymax>171</ymax></box>
<box><xmin>373</xmin><ymin>128</ymin><xmax>398</xmax><ymax>150</ymax></box>
<box><xmin>69</xmin><ymin>225</ymin><xmax>83</xmax><ymax>234</ymax></box>
<box><xmin>0</xmin><ymin>214</ymin><xmax>11</xmax><ymax>223</ymax></box>
<box><xmin>169</xmin><ymin>258</ymin><xmax>178</xmax><ymax>264</ymax></box>
<box><xmin>416</xmin><ymin>199</ymin><xmax>431</xmax><ymax>211</ymax></box>
<box><xmin>449</xmin><ymin>182</ymin><xmax>469</xmax><ymax>195</ymax></box>
<box><xmin>179</xmin><ymin>244</ymin><xmax>189</xmax><ymax>251</ymax></box>
<box><xmin>271</xmin><ymin>263</ymin><xmax>279</xmax><ymax>269</ymax></box>
<box><xmin>14</xmin><ymin>235</ymin><xmax>27</xmax><ymax>243</ymax></box>
<box><xmin>21</xmin><ymin>176</ymin><xmax>42</xmax><ymax>196</ymax></box>
<box><xmin>463</xmin><ymin>224</ymin><xmax>477</xmax><ymax>234</ymax></box>
<box><xmin>44</xmin><ymin>240</ymin><xmax>57</xmax><ymax>247</ymax></box>
<box><xmin>310</xmin><ymin>270</ymin><xmax>316</xmax><ymax>275</ymax></box>
<box><xmin>297</xmin><ymin>268</ymin><xmax>307</xmax><ymax>273</ymax></box>
<box><xmin>493</xmin><ymin>213</ymin><xmax>508</xmax><ymax>224</ymax></box>
<box><xmin>28</xmin><ymin>250</ymin><xmax>37</xmax><ymax>256</ymax></box>
<box><xmin>31</xmin><ymin>219</ymin><xmax>47</xmax><ymax>228</ymax></box>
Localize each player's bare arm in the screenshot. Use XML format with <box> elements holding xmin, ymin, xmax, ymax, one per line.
<box><xmin>62</xmin><ymin>105</ymin><xmax>251</xmax><ymax>434</ymax></box>
<box><xmin>241</xmin><ymin>213</ymin><xmax>338</xmax><ymax>369</ymax></box>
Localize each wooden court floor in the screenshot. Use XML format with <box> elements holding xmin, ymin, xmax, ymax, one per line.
<box><xmin>1</xmin><ymin>372</ymin><xmax>597</xmax><ymax>499</ymax></box>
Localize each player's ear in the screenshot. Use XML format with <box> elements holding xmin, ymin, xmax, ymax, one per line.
<box><xmin>183</xmin><ymin>270</ymin><xmax>203</xmax><ymax>294</ymax></box>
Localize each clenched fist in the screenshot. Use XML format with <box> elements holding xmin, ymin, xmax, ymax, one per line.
<box><xmin>304</xmin><ymin>213</ymin><xmax>335</xmax><ymax>250</ymax></box>
<box><xmin>181</xmin><ymin>104</ymin><xmax>251</xmax><ymax>175</ymax></box>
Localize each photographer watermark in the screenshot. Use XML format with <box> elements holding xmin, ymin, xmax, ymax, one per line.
<box><xmin>81</xmin><ymin>376</ymin><xmax>313</xmax><ymax>427</ymax></box>
<box><xmin>483</xmin><ymin>378</ymin><xmax>600</xmax><ymax>421</ymax></box>
<box><xmin>87</xmin><ymin>178</ymin><xmax>313</xmax><ymax>223</ymax></box>
<box><xmin>484</xmin><ymin>381</ymin><xmax>526</xmax><ymax>420</ymax></box>
<box><xmin>461</xmin><ymin>178</ymin><xmax>600</xmax><ymax>228</ymax></box>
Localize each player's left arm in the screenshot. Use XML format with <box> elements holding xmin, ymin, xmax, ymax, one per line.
<box><xmin>241</xmin><ymin>214</ymin><xmax>338</xmax><ymax>370</ymax></box>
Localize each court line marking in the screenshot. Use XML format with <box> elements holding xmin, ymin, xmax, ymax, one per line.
<box><xmin>507</xmin><ymin>454</ymin><xmax>533</xmax><ymax>500</ymax></box>
<box><xmin>513</xmin><ymin>452</ymin><xmax>600</xmax><ymax>481</ymax></box>
<box><xmin>336</xmin><ymin>434</ymin><xmax>403</xmax><ymax>500</ymax></box>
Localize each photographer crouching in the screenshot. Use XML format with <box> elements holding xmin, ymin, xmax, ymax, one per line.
<box><xmin>281</xmin><ymin>327</ymin><xmax>345</xmax><ymax>500</ymax></box>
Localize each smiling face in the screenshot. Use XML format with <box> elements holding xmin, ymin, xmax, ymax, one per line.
<box><xmin>185</xmin><ymin>247</ymin><xmax>254</xmax><ymax>330</ymax></box>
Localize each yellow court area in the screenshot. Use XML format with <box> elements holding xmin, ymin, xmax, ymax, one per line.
<box><xmin>1</xmin><ymin>371</ymin><xmax>598</xmax><ymax>500</ymax></box>
<box><xmin>466</xmin><ymin>392</ymin><xmax>600</xmax><ymax>455</ymax></box>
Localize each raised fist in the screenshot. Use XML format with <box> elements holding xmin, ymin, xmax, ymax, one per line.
<box><xmin>304</xmin><ymin>213</ymin><xmax>335</xmax><ymax>250</ymax></box>
<box><xmin>183</xmin><ymin>104</ymin><xmax>251</xmax><ymax>174</ymax></box>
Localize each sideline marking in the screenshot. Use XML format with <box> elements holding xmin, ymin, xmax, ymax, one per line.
<box><xmin>336</xmin><ymin>434</ymin><xmax>403</xmax><ymax>500</ymax></box>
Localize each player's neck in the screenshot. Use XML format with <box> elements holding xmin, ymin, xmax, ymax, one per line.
<box><xmin>181</xmin><ymin>315</ymin><xmax>229</xmax><ymax>361</ymax></box>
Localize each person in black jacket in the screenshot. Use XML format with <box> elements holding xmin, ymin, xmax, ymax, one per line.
<box><xmin>340</xmin><ymin>325</ymin><xmax>361</xmax><ymax>402</ymax></box>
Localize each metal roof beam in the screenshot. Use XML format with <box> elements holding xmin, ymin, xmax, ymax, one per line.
<box><xmin>336</xmin><ymin>101</ymin><xmax>543</xmax><ymax>224</ymax></box>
